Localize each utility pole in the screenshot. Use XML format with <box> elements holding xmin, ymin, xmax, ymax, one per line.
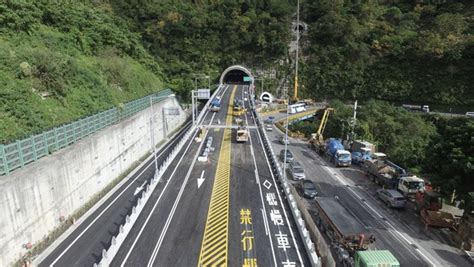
<box><xmin>293</xmin><ymin>0</ymin><xmax>300</xmax><ymax>103</ymax></box>
<box><xmin>350</xmin><ymin>100</ymin><xmax>358</xmax><ymax>142</ymax></box>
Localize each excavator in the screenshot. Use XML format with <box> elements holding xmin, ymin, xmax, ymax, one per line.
<box><xmin>414</xmin><ymin>183</ymin><xmax>456</xmax><ymax>229</ymax></box>
<box><xmin>309</xmin><ymin>108</ymin><xmax>333</xmax><ymax>155</ymax></box>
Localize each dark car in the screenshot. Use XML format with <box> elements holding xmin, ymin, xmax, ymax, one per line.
<box><xmin>279</xmin><ymin>149</ymin><xmax>294</xmax><ymax>163</ymax></box>
<box><xmin>301</xmin><ymin>179</ymin><xmax>318</xmax><ymax>199</ymax></box>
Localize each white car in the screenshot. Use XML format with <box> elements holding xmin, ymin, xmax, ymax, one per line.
<box><xmin>265</xmin><ymin>124</ymin><xmax>273</xmax><ymax>131</ymax></box>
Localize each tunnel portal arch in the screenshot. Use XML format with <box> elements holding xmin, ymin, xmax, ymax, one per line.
<box><xmin>219</xmin><ymin>65</ymin><xmax>254</xmax><ymax>86</ymax></box>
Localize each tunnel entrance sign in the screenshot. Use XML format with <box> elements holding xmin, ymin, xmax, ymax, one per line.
<box><xmin>243</xmin><ymin>76</ymin><xmax>251</xmax><ymax>82</ymax></box>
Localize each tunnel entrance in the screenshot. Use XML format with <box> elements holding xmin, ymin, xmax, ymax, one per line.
<box><xmin>219</xmin><ymin>65</ymin><xmax>254</xmax><ymax>86</ymax></box>
<box><xmin>223</xmin><ymin>70</ymin><xmax>249</xmax><ymax>84</ymax></box>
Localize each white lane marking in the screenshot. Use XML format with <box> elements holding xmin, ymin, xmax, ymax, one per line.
<box><xmin>243</xmin><ymin>102</ymin><xmax>279</xmax><ymax>267</ymax></box>
<box><xmin>197</xmin><ymin>170</ymin><xmax>206</xmax><ymax>189</ymax></box>
<box><xmin>322</xmin><ymin>165</ymin><xmax>438</xmax><ymax>266</ymax></box>
<box><xmin>119</xmin><ymin>107</ymin><xmax>220</xmax><ymax>266</ymax></box>
<box><xmin>48</xmin><ymin>122</ymin><xmax>190</xmax><ymax>266</ymax></box>
<box><xmin>261</xmin><ymin>208</ymin><xmax>270</xmax><ymax>236</ymax></box>
<box><xmin>134</xmin><ymin>180</ymin><xmax>147</xmax><ymax>196</ymax></box>
<box><xmin>249</xmin><ymin>110</ymin><xmax>305</xmax><ymax>265</ymax></box>
<box><xmin>147</xmin><ymin>114</ymin><xmax>216</xmax><ymax>267</ymax></box>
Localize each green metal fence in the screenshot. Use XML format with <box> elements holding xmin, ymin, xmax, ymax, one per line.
<box><xmin>0</xmin><ymin>89</ymin><xmax>174</xmax><ymax>176</ymax></box>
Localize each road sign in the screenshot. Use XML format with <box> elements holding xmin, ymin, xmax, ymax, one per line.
<box><xmin>243</xmin><ymin>76</ymin><xmax>251</xmax><ymax>82</ymax></box>
<box><xmin>197</xmin><ymin>89</ymin><xmax>210</xmax><ymax>99</ymax></box>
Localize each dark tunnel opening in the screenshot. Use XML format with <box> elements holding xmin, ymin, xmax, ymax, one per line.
<box><xmin>223</xmin><ymin>70</ymin><xmax>251</xmax><ymax>84</ymax></box>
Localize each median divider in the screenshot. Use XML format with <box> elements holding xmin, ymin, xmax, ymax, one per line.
<box><xmin>253</xmin><ymin>109</ymin><xmax>320</xmax><ymax>267</ymax></box>
<box><xmin>93</xmin><ymin>85</ymin><xmax>224</xmax><ymax>267</ymax></box>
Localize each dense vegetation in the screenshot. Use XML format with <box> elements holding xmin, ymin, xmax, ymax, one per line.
<box><xmin>109</xmin><ymin>0</ymin><xmax>293</xmax><ymax>99</ymax></box>
<box><xmin>0</xmin><ymin>1</ymin><xmax>293</xmax><ymax>143</ymax></box>
<box><xmin>0</xmin><ymin>2</ymin><xmax>165</xmax><ymax>142</ymax></box>
<box><xmin>290</xmin><ymin>101</ymin><xmax>473</xmax><ymax>196</ymax></box>
<box><xmin>300</xmin><ymin>0</ymin><xmax>473</xmax><ymax>106</ymax></box>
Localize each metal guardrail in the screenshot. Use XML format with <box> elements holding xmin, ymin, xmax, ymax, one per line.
<box><xmin>0</xmin><ymin>89</ymin><xmax>174</xmax><ymax>176</ymax></box>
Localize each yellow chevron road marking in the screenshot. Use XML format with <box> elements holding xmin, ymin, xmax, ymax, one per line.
<box><xmin>198</xmin><ymin>85</ymin><xmax>237</xmax><ymax>267</ymax></box>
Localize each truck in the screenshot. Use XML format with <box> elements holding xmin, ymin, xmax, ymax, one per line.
<box><xmin>350</xmin><ymin>140</ymin><xmax>376</xmax><ymax>165</ymax></box>
<box><xmin>362</xmin><ymin>152</ymin><xmax>406</xmax><ymax>189</ymax></box>
<box><xmin>402</xmin><ymin>104</ymin><xmax>430</xmax><ymax>113</ymax></box>
<box><xmin>210</xmin><ymin>98</ymin><xmax>221</xmax><ymax>112</ymax></box>
<box><xmin>397</xmin><ymin>175</ymin><xmax>425</xmax><ymax>198</ymax></box>
<box><xmin>236</xmin><ymin>126</ymin><xmax>249</xmax><ymax>142</ymax></box>
<box><xmin>314</xmin><ymin>197</ymin><xmax>377</xmax><ymax>266</ymax></box>
<box><xmin>354</xmin><ymin>250</ymin><xmax>400</xmax><ymax>267</ymax></box>
<box><xmin>326</xmin><ymin>139</ymin><xmax>351</xmax><ymax>167</ymax></box>
<box><xmin>414</xmin><ymin>183</ymin><xmax>456</xmax><ymax>229</ymax></box>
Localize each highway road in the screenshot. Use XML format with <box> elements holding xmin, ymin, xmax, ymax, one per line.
<box><xmin>263</xmin><ymin>112</ymin><xmax>472</xmax><ymax>267</ymax></box>
<box><xmin>38</xmin><ymin>84</ymin><xmax>309</xmax><ymax>266</ymax></box>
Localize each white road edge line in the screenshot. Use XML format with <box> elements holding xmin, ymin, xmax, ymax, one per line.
<box><xmin>147</xmin><ymin>112</ymin><xmax>217</xmax><ymax>266</ymax></box>
<box><xmin>120</xmin><ymin>86</ymin><xmax>227</xmax><ymax>266</ymax></box>
<box><xmin>253</xmin><ymin>112</ymin><xmax>306</xmax><ymax>266</ymax></box>
<box><xmin>48</xmin><ymin>121</ymin><xmax>190</xmax><ymax>266</ymax></box>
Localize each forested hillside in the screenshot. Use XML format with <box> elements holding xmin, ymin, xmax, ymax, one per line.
<box><xmin>301</xmin><ymin>0</ymin><xmax>473</xmax><ymax>105</ymax></box>
<box><xmin>109</xmin><ymin>0</ymin><xmax>293</xmax><ymax>98</ymax></box>
<box><xmin>0</xmin><ymin>2</ymin><xmax>164</xmax><ymax>142</ymax></box>
<box><xmin>0</xmin><ymin>1</ymin><xmax>294</xmax><ymax>143</ymax></box>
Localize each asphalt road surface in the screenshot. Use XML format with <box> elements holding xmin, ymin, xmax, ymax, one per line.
<box><xmin>263</xmin><ymin>111</ymin><xmax>472</xmax><ymax>267</ymax></box>
<box><xmin>38</xmin><ymin>84</ymin><xmax>309</xmax><ymax>266</ymax></box>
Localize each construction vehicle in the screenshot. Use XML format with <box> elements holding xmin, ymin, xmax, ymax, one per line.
<box><xmin>233</xmin><ymin>98</ymin><xmax>246</xmax><ymax>116</ymax></box>
<box><xmin>456</xmin><ymin>192</ymin><xmax>474</xmax><ymax>262</ymax></box>
<box><xmin>326</xmin><ymin>139</ymin><xmax>351</xmax><ymax>167</ymax></box>
<box><xmin>314</xmin><ymin>197</ymin><xmax>376</xmax><ymax>266</ymax></box>
<box><xmin>362</xmin><ymin>153</ymin><xmax>406</xmax><ymax>189</ymax></box>
<box><xmin>414</xmin><ymin>183</ymin><xmax>456</xmax><ymax>229</ymax></box>
<box><xmin>309</xmin><ymin>108</ymin><xmax>333</xmax><ymax>155</ymax></box>
<box><xmin>397</xmin><ymin>175</ymin><xmax>425</xmax><ymax>198</ymax></box>
<box><xmin>354</xmin><ymin>250</ymin><xmax>400</xmax><ymax>267</ymax></box>
<box><xmin>350</xmin><ymin>140</ymin><xmax>375</xmax><ymax>165</ymax></box>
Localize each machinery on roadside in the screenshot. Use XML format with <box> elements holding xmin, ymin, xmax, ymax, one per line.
<box><xmin>233</xmin><ymin>98</ymin><xmax>246</xmax><ymax>116</ymax></box>
<box><xmin>314</xmin><ymin>197</ymin><xmax>377</xmax><ymax>266</ymax></box>
<box><xmin>309</xmin><ymin>108</ymin><xmax>333</xmax><ymax>155</ymax></box>
<box><xmin>414</xmin><ymin>183</ymin><xmax>456</xmax><ymax>229</ymax></box>
<box><xmin>350</xmin><ymin>140</ymin><xmax>375</xmax><ymax>165</ymax></box>
<box><xmin>326</xmin><ymin>139</ymin><xmax>352</xmax><ymax>167</ymax></box>
<box><xmin>397</xmin><ymin>175</ymin><xmax>425</xmax><ymax>198</ymax></box>
<box><xmin>354</xmin><ymin>250</ymin><xmax>400</xmax><ymax>267</ymax></box>
<box><xmin>362</xmin><ymin>152</ymin><xmax>406</xmax><ymax>189</ymax></box>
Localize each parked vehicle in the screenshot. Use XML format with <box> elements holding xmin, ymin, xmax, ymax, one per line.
<box><xmin>309</xmin><ymin>108</ymin><xmax>333</xmax><ymax>155</ymax></box>
<box><xmin>279</xmin><ymin>135</ymin><xmax>290</xmax><ymax>145</ymax></box>
<box><xmin>376</xmin><ymin>189</ymin><xmax>406</xmax><ymax>208</ymax></box>
<box><xmin>466</xmin><ymin>112</ymin><xmax>474</xmax><ymax>118</ymax></box>
<box><xmin>314</xmin><ymin>197</ymin><xmax>376</xmax><ymax>266</ymax></box>
<box><xmin>265</xmin><ymin>124</ymin><xmax>273</xmax><ymax>131</ymax></box>
<box><xmin>289</xmin><ymin>161</ymin><xmax>306</xmax><ymax>180</ymax></box>
<box><xmin>362</xmin><ymin>152</ymin><xmax>406</xmax><ymax>189</ymax></box>
<box><xmin>397</xmin><ymin>176</ymin><xmax>425</xmax><ymax>198</ymax></box>
<box><xmin>354</xmin><ymin>250</ymin><xmax>400</xmax><ymax>267</ymax></box>
<box><xmin>300</xmin><ymin>179</ymin><xmax>317</xmax><ymax>198</ymax></box>
<box><xmin>351</xmin><ymin>140</ymin><xmax>375</xmax><ymax>165</ymax></box>
<box><xmin>326</xmin><ymin>139</ymin><xmax>351</xmax><ymax>167</ymax></box>
<box><xmin>289</xmin><ymin>102</ymin><xmax>306</xmax><ymax>114</ymax></box>
<box><xmin>279</xmin><ymin>149</ymin><xmax>294</xmax><ymax>163</ymax></box>
<box><xmin>414</xmin><ymin>183</ymin><xmax>456</xmax><ymax>229</ymax></box>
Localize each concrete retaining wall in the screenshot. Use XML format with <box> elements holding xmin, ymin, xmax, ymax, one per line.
<box><xmin>0</xmin><ymin>97</ymin><xmax>187</xmax><ymax>266</ymax></box>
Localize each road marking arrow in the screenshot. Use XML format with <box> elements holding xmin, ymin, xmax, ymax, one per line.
<box><xmin>197</xmin><ymin>170</ymin><xmax>206</xmax><ymax>188</ymax></box>
<box><xmin>134</xmin><ymin>180</ymin><xmax>147</xmax><ymax>196</ymax></box>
